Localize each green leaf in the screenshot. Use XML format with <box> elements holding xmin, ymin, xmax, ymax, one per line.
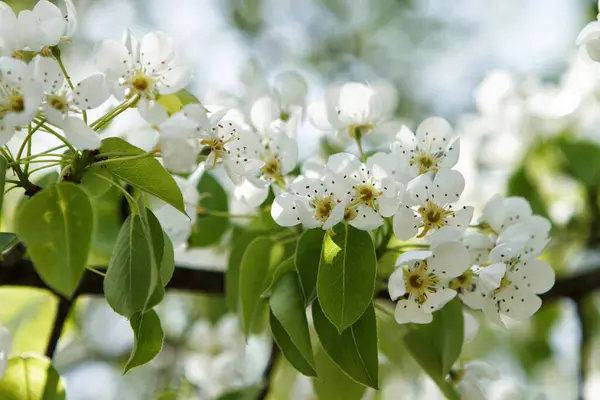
<box><xmin>188</xmin><ymin>172</ymin><xmax>230</xmax><ymax>248</ymax></box>
<box><xmin>312</xmin><ymin>301</ymin><xmax>379</xmax><ymax>389</ymax></box>
<box><xmin>0</xmin><ymin>155</ymin><xmax>7</xmax><ymax>213</ymax></box>
<box><xmin>157</xmin><ymin>89</ymin><xmax>202</xmax><ymax>114</ymax></box>
<box><xmin>15</xmin><ymin>182</ymin><xmax>93</xmax><ymax>298</ymax></box>
<box><xmin>216</xmin><ymin>387</ymin><xmax>261</xmax><ymax>400</ymax></box>
<box><xmin>558</xmin><ymin>139</ymin><xmax>600</xmax><ymax>188</ymax></box>
<box><xmin>125</xmin><ymin>309</ymin><xmax>165</xmax><ymax>373</ymax></box>
<box><xmin>145</xmin><ymin>208</ymin><xmax>167</xmax><ymax>308</ymax></box>
<box><xmin>403</xmin><ymin>298</ymin><xmax>463</xmax><ymax>399</ymax></box>
<box><xmin>0</xmin><ymin>232</ymin><xmax>18</xmax><ymax>253</ymax></box>
<box><xmin>239</xmin><ymin>236</ymin><xmax>275</xmax><ymax>335</ymax></box>
<box><xmin>159</xmin><ymin>232</ymin><xmax>175</xmax><ymax>284</ymax></box>
<box><xmin>99</xmin><ymin>137</ymin><xmax>186</xmax><ymax>214</ymax></box>
<box><xmin>261</xmin><ymin>256</ymin><xmax>294</xmax><ymax>298</ymax></box>
<box><xmin>226</xmin><ymin>229</ymin><xmax>257</xmax><ymax>310</ymax></box>
<box><xmin>317</xmin><ymin>224</ymin><xmax>377</xmax><ymax>332</ymax></box>
<box><xmin>79</xmin><ymin>165</ymin><xmax>113</xmax><ymax>199</ymax></box>
<box><xmin>312</xmin><ymin>347</ymin><xmax>366</xmax><ymax>400</ymax></box>
<box><xmin>295</xmin><ymin>229</ymin><xmax>325</xmax><ymax>304</ymax></box>
<box><xmin>269</xmin><ymin>272</ymin><xmax>315</xmax><ymax>375</ymax></box>
<box><xmin>103</xmin><ymin>213</ymin><xmax>155</xmax><ymax>317</ymax></box>
<box><xmin>269</xmin><ymin>312</ymin><xmax>316</xmax><ymax>376</ymax></box>
<box><xmin>0</xmin><ymin>354</ymin><xmax>66</xmax><ymax>399</ymax></box>
<box><xmin>507</xmin><ymin>165</ymin><xmax>549</xmax><ymax>219</ymax></box>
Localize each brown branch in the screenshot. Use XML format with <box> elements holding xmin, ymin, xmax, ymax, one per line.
<box><xmin>45</xmin><ymin>296</ymin><xmax>74</xmax><ymax>359</ymax></box>
<box><xmin>0</xmin><ymin>257</ymin><xmax>599</xmax><ymax>304</ymax></box>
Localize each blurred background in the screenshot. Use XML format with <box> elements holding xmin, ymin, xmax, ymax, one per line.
<box><xmin>2</xmin><ymin>0</ymin><xmax>600</xmax><ymax>399</ymax></box>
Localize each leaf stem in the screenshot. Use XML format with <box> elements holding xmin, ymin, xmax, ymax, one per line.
<box><xmin>91</xmin><ymin>151</ymin><xmax>159</xmax><ymax>167</ymax></box>
<box><xmin>92</xmin><ymin>172</ymin><xmax>139</xmax><ymax>213</ymax></box>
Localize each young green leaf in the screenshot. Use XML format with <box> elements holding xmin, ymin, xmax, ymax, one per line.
<box><xmin>261</xmin><ymin>256</ymin><xmax>295</xmax><ymax>298</ymax></box>
<box><xmin>79</xmin><ymin>165</ymin><xmax>113</xmax><ymax>199</ymax></box>
<box><xmin>99</xmin><ymin>137</ymin><xmax>186</xmax><ymax>214</ymax></box>
<box><xmin>15</xmin><ymin>182</ymin><xmax>93</xmax><ymax>298</ymax></box>
<box><xmin>269</xmin><ymin>272</ymin><xmax>315</xmax><ymax>374</ymax></box>
<box><xmin>157</xmin><ymin>89</ymin><xmax>202</xmax><ymax>114</ymax></box>
<box><xmin>312</xmin><ymin>347</ymin><xmax>366</xmax><ymax>400</ymax></box>
<box><xmin>295</xmin><ymin>229</ymin><xmax>325</xmax><ymax>304</ymax></box>
<box><xmin>239</xmin><ymin>236</ymin><xmax>275</xmax><ymax>335</ymax></box>
<box><xmin>0</xmin><ymin>155</ymin><xmax>6</xmax><ymax>213</ymax></box>
<box><xmin>145</xmin><ymin>208</ymin><xmax>169</xmax><ymax>308</ymax></box>
<box><xmin>317</xmin><ymin>224</ymin><xmax>377</xmax><ymax>332</ymax></box>
<box><xmin>124</xmin><ymin>309</ymin><xmax>165</xmax><ymax>373</ymax></box>
<box><xmin>312</xmin><ymin>301</ymin><xmax>379</xmax><ymax>389</ymax></box>
<box><xmin>188</xmin><ymin>172</ymin><xmax>230</xmax><ymax>248</ymax></box>
<box><xmin>0</xmin><ymin>354</ymin><xmax>66</xmax><ymax>399</ymax></box>
<box><xmin>225</xmin><ymin>229</ymin><xmax>257</xmax><ymax>311</ymax></box>
<box><xmin>270</xmin><ymin>312</ymin><xmax>316</xmax><ymax>376</ymax></box>
<box><xmin>0</xmin><ymin>232</ymin><xmax>18</xmax><ymax>253</ymax></box>
<box><xmin>103</xmin><ymin>213</ymin><xmax>155</xmax><ymax>317</ymax></box>
<box><xmin>403</xmin><ymin>298</ymin><xmax>464</xmax><ymax>399</ymax></box>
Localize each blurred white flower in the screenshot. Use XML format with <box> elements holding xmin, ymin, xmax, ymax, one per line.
<box><xmin>0</xmin><ymin>325</ymin><xmax>12</xmax><ymax>380</ymax></box>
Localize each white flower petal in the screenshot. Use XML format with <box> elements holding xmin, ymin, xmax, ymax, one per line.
<box><xmin>335</xmin><ymin>82</ymin><xmax>373</xmax><ymax>125</ymax></box>
<box><xmin>489</xmin><ymin>242</ymin><xmax>524</xmax><ymax>263</ymax></box>
<box><xmin>138</xmin><ymin>98</ymin><xmax>169</xmax><ymax>126</ymax></box>
<box><xmin>464</xmin><ymin>361</ymin><xmax>498</xmax><ymax>381</ymax></box>
<box><xmin>431</xmin><ymin>169</ymin><xmax>464</xmax><ymax>205</ymax></box>
<box><xmin>296</xmin><ymin>201</ymin><xmax>320</xmax><ymax>229</ymax></box>
<box><xmin>250</xmin><ymin>96</ymin><xmax>279</xmax><ymax>134</ymax></box>
<box><xmin>394</xmin><ymin>299</ymin><xmax>432</xmax><ymax>324</ymax></box>
<box><xmin>415</xmin><ymin>116</ymin><xmax>452</xmax><ymax>150</ymax></box>
<box><xmin>388</xmin><ymin>268</ymin><xmax>406</xmax><ymax>300</ymax></box>
<box><xmin>96</xmin><ymin>39</ymin><xmax>131</xmax><ymax>76</ymax></box>
<box><xmin>159</xmin><ymin>138</ymin><xmax>199</xmax><ymax>173</ymax></box>
<box><xmin>502</xmin><ymin>197</ymin><xmax>532</xmax><ymax>227</ymax></box>
<box><xmin>32</xmin><ymin>55</ymin><xmax>64</xmax><ymax>93</ymax></box>
<box><xmin>308</xmin><ymin>100</ymin><xmax>334</xmax><ymax>131</ymax></box>
<box><xmin>511</xmin><ymin>259</ymin><xmax>554</xmax><ymax>295</ymax></box>
<box><xmin>323</xmin><ymin>201</ymin><xmax>346</xmax><ymax>230</ymax></box>
<box><xmin>32</xmin><ymin>0</ymin><xmax>65</xmax><ymax>46</ymax></box>
<box><xmin>449</xmin><ymin>206</ymin><xmax>473</xmax><ymax>231</ymax></box>
<box><xmin>478</xmin><ymin>263</ymin><xmax>506</xmax><ymax>292</ymax></box>
<box><xmin>423</xmin><ymin>288</ymin><xmax>456</xmax><ymax>313</ymax></box>
<box><xmin>156</xmin><ymin>65</ymin><xmax>193</xmax><ymax>95</ymax></box>
<box><xmin>393</xmin><ymin>205</ymin><xmax>419</xmax><ymax>241</ymax></box>
<box><xmin>271</xmin><ymin>194</ymin><xmax>301</xmax><ymax>227</ymax></box>
<box><xmin>122</xmin><ymin>29</ymin><xmax>140</xmax><ymax>65</ymax></box>
<box><xmin>60</xmin><ymin>0</ymin><xmax>77</xmax><ymax>38</ymax></box>
<box><xmin>495</xmin><ymin>286</ymin><xmax>542</xmax><ymax>320</ymax></box>
<box><xmin>349</xmin><ymin>205</ymin><xmax>383</xmax><ymax>230</ymax></box>
<box><xmin>482</xmin><ymin>193</ymin><xmax>505</xmax><ymax>232</ymax></box>
<box><xmin>63</xmin><ymin>117</ymin><xmax>100</xmax><ymax>149</ymax></box>
<box><xmin>327</xmin><ymin>152</ymin><xmax>362</xmax><ymax>176</ymax></box>
<box><xmin>234</xmin><ymin>179</ymin><xmax>270</xmax><ymax>208</ymax></box>
<box><xmin>377</xmin><ymin>195</ymin><xmax>399</xmax><ymax>218</ymax></box>
<box><xmin>395</xmin><ymin>250</ymin><xmax>432</xmax><ymax>267</ymax></box>
<box><xmin>273</xmin><ymin>70</ymin><xmax>307</xmax><ymax>109</ymax></box>
<box><xmin>140</xmin><ymin>31</ymin><xmax>175</xmax><ymax>73</ymax></box>
<box><xmin>428</xmin><ymin>241</ymin><xmax>470</xmax><ymax>278</ymax></box>
<box><xmin>439</xmin><ymin>137</ymin><xmax>460</xmax><ymax>169</ymax></box>
<box><xmin>463</xmin><ymin>311</ymin><xmax>479</xmax><ymax>343</ymax></box>
<box><xmin>72</xmin><ymin>74</ymin><xmax>110</xmax><ymax>110</ymax></box>
<box><xmin>0</xmin><ymin>56</ymin><xmax>32</xmax><ymax>85</ymax></box>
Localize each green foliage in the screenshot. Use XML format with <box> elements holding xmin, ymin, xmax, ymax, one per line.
<box><xmin>261</xmin><ymin>256</ymin><xmax>294</xmax><ymax>298</ymax></box>
<box><xmin>269</xmin><ymin>272</ymin><xmax>315</xmax><ymax>376</ymax></box>
<box><xmin>79</xmin><ymin>165</ymin><xmax>113</xmax><ymax>199</ymax></box>
<box><xmin>0</xmin><ymin>155</ymin><xmax>6</xmax><ymax>213</ymax></box>
<box><xmin>312</xmin><ymin>346</ymin><xmax>367</xmax><ymax>400</ymax></box>
<box><xmin>125</xmin><ymin>309</ymin><xmax>165</xmax><ymax>373</ymax></box>
<box><xmin>403</xmin><ymin>298</ymin><xmax>464</xmax><ymax>400</ymax></box>
<box><xmin>312</xmin><ymin>301</ymin><xmax>379</xmax><ymax>389</ymax></box>
<box><xmin>557</xmin><ymin>139</ymin><xmax>600</xmax><ymax>188</ymax></box>
<box><xmin>145</xmin><ymin>208</ymin><xmax>175</xmax><ymax>308</ymax></box>
<box><xmin>188</xmin><ymin>172</ymin><xmax>230</xmax><ymax>248</ymax></box>
<box><xmin>0</xmin><ymin>354</ymin><xmax>65</xmax><ymax>399</ymax></box>
<box><xmin>0</xmin><ymin>232</ymin><xmax>18</xmax><ymax>253</ymax></box>
<box><xmin>317</xmin><ymin>224</ymin><xmax>377</xmax><ymax>332</ymax></box>
<box><xmin>98</xmin><ymin>138</ymin><xmax>186</xmax><ymax>214</ymax></box>
<box><xmin>217</xmin><ymin>387</ymin><xmax>261</xmax><ymax>400</ymax></box>
<box><xmin>239</xmin><ymin>236</ymin><xmax>279</xmax><ymax>335</ymax></box>
<box><xmin>15</xmin><ymin>182</ymin><xmax>93</xmax><ymax>298</ymax></box>
<box><xmin>295</xmin><ymin>229</ymin><xmax>325</xmax><ymax>305</ymax></box>
<box><xmin>157</xmin><ymin>89</ymin><xmax>202</xmax><ymax>115</ymax></box>
<box><xmin>507</xmin><ymin>164</ymin><xmax>549</xmax><ymax>219</ymax></box>
<box><xmin>226</xmin><ymin>229</ymin><xmax>258</xmax><ymax>310</ymax></box>
<box><xmin>103</xmin><ymin>213</ymin><xmax>156</xmax><ymax>318</ymax></box>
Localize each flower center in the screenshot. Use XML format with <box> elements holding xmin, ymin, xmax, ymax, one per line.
<box><xmin>343</xmin><ymin>206</ymin><xmax>358</xmax><ymax>222</ymax></box>
<box><xmin>260</xmin><ymin>157</ymin><xmax>284</xmax><ymax>184</ymax></box>
<box><xmin>348</xmin><ymin>123</ymin><xmax>374</xmax><ymax>138</ymax></box>
<box><xmin>126</xmin><ymin>70</ymin><xmax>154</xmax><ymax>97</ymax></box>
<box><xmin>404</xmin><ymin>261</ymin><xmax>439</xmax><ymax>303</ymax></box>
<box><xmin>410</xmin><ymin>151</ymin><xmax>440</xmax><ymax>174</ymax></box>
<box><xmin>279</xmin><ymin>110</ymin><xmax>290</xmax><ymax>121</ymax></box>
<box><xmin>417</xmin><ymin>200</ymin><xmax>453</xmax><ymax>237</ymax></box>
<box><xmin>492</xmin><ymin>273</ymin><xmax>513</xmax><ymax>296</ymax></box>
<box><xmin>48</xmin><ymin>95</ymin><xmax>68</xmax><ymax>112</ymax></box>
<box><xmin>7</xmin><ymin>92</ymin><xmax>24</xmax><ymax>113</ymax></box>
<box><xmin>313</xmin><ymin>195</ymin><xmax>334</xmax><ymax>223</ymax></box>
<box><xmin>449</xmin><ymin>270</ymin><xmax>475</xmax><ymax>294</ymax></box>
<box><xmin>352</xmin><ymin>183</ymin><xmax>382</xmax><ymax>210</ymax></box>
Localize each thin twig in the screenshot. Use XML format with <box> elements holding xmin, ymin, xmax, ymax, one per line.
<box><xmin>258</xmin><ymin>342</ymin><xmax>280</xmax><ymax>400</ymax></box>
<box><xmin>45</xmin><ymin>295</ymin><xmax>75</xmax><ymax>359</ymax></box>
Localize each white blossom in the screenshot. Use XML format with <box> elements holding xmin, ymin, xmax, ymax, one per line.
<box><xmin>577</xmin><ymin>14</ymin><xmax>600</xmax><ymax>62</ymax></box>
<box><xmin>389</xmin><ymin>116</ymin><xmax>460</xmax><ymax>182</ymax></box>
<box><xmin>388</xmin><ymin>242</ymin><xmax>470</xmax><ymax>324</ymax></box>
<box><xmin>393</xmin><ymin>169</ymin><xmax>473</xmax><ymax>241</ymax></box>
<box><xmin>0</xmin><ymin>325</ymin><xmax>11</xmax><ymax>380</ymax></box>
<box><xmin>326</xmin><ymin>152</ymin><xmax>400</xmax><ymax>230</ymax></box>
<box><xmin>0</xmin><ymin>57</ymin><xmax>43</xmax><ymax>144</ymax></box>
<box><xmin>454</xmin><ymin>361</ymin><xmax>499</xmax><ymax>400</ymax></box>
<box><xmin>31</xmin><ymin>56</ymin><xmax>109</xmax><ymax>149</ymax></box>
<box><xmin>96</xmin><ymin>30</ymin><xmax>192</xmax><ymax>122</ymax></box>
<box><xmin>271</xmin><ymin>169</ymin><xmax>348</xmax><ymax>230</ymax></box>
<box><xmin>308</xmin><ymin>81</ymin><xmax>398</xmax><ymax>142</ymax></box>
